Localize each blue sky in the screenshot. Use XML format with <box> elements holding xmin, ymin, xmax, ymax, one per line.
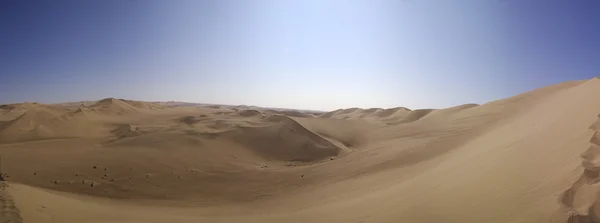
<box><xmin>1</xmin><ymin>0</ymin><xmax>599</xmax><ymax>111</ymax></box>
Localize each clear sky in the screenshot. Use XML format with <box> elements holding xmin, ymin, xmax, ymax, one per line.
<box><xmin>1</xmin><ymin>0</ymin><xmax>599</xmax><ymax>111</ymax></box>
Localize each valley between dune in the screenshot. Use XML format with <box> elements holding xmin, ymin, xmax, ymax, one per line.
<box><xmin>2</xmin><ymin>78</ymin><xmax>600</xmax><ymax>222</ymax></box>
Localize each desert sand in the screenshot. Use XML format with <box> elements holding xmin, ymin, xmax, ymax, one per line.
<box><xmin>1</xmin><ymin>78</ymin><xmax>600</xmax><ymax>222</ymax></box>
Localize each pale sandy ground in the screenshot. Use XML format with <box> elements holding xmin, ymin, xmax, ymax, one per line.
<box><xmin>2</xmin><ymin>78</ymin><xmax>600</xmax><ymax>222</ymax></box>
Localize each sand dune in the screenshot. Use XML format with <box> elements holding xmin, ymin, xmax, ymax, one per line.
<box><xmin>271</xmin><ymin>110</ymin><xmax>314</xmax><ymax>118</ymax></box>
<box><xmin>84</xmin><ymin>98</ymin><xmax>165</xmax><ymax>115</ymax></box>
<box><xmin>216</xmin><ymin>115</ymin><xmax>343</xmax><ymax>162</ymax></box>
<box><xmin>234</xmin><ymin>109</ymin><xmax>264</xmax><ymax>117</ymax></box>
<box><xmin>383</xmin><ymin>108</ymin><xmax>435</xmax><ymax>124</ymax></box>
<box><xmin>122</xmin><ymin>100</ymin><xmax>164</xmax><ymax>110</ymax></box>
<box><xmin>319</xmin><ymin>107</ymin><xmax>361</xmax><ymax>119</ymax></box>
<box><xmin>293</xmin><ymin>116</ymin><xmax>379</xmax><ymax>148</ymax></box>
<box><xmin>0</xmin><ymin>105</ymin><xmax>94</xmax><ymax>143</ymax></box>
<box><xmin>88</xmin><ymin>98</ymin><xmax>140</xmax><ymax>115</ymax></box>
<box><xmin>320</xmin><ymin>106</ymin><xmax>439</xmax><ymax>125</ymax></box>
<box><xmin>0</xmin><ymin>99</ymin><xmax>169</xmax><ymax>143</ymax></box>
<box><xmin>372</xmin><ymin>107</ymin><xmax>411</xmax><ymax>118</ymax></box>
<box><xmin>2</xmin><ymin>78</ymin><xmax>600</xmax><ymax>222</ymax></box>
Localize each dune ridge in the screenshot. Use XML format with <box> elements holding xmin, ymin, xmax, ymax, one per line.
<box><xmin>559</xmin><ymin>114</ymin><xmax>600</xmax><ymax>223</ymax></box>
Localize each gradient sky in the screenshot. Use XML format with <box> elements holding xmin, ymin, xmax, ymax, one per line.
<box><xmin>1</xmin><ymin>0</ymin><xmax>599</xmax><ymax>111</ymax></box>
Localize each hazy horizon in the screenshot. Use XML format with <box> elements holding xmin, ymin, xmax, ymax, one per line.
<box><xmin>1</xmin><ymin>0</ymin><xmax>599</xmax><ymax>111</ymax></box>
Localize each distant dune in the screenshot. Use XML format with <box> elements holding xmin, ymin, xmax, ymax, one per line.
<box><xmin>89</xmin><ymin>98</ymin><xmax>139</xmax><ymax>114</ymax></box>
<box><xmin>2</xmin><ymin>78</ymin><xmax>600</xmax><ymax>222</ymax></box>
<box><xmin>0</xmin><ymin>98</ymin><xmax>166</xmax><ymax>143</ymax></box>
<box><xmin>234</xmin><ymin>109</ymin><xmax>264</xmax><ymax>117</ymax></box>
<box><xmin>0</xmin><ymin>103</ymin><xmax>83</xmax><ymax>143</ymax></box>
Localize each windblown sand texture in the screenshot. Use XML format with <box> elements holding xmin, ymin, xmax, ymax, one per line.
<box><xmin>1</xmin><ymin>78</ymin><xmax>600</xmax><ymax>222</ymax></box>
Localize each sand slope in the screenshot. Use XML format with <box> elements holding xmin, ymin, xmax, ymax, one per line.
<box><xmin>0</xmin><ymin>78</ymin><xmax>600</xmax><ymax>222</ymax></box>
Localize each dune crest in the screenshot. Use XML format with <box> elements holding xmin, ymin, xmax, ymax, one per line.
<box><xmin>559</xmin><ymin>114</ymin><xmax>600</xmax><ymax>223</ymax></box>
